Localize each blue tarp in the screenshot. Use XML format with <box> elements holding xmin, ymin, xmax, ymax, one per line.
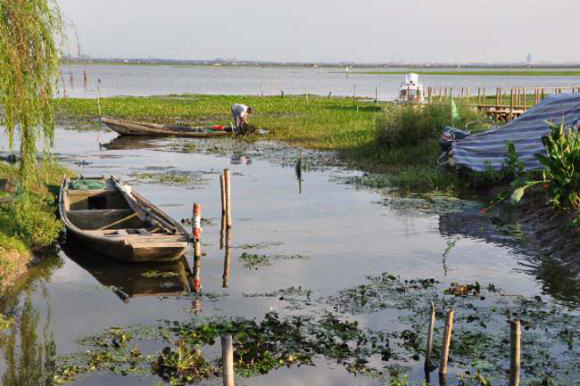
<box><xmin>452</xmin><ymin>93</ymin><xmax>580</xmax><ymax>171</ymax></box>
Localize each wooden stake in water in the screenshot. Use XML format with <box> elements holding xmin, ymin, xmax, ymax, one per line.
<box><xmin>222</xmin><ymin>335</ymin><xmax>235</xmax><ymax>386</ymax></box>
<box><xmin>510</xmin><ymin>319</ymin><xmax>521</xmax><ymax>386</ymax></box>
<box><xmin>439</xmin><ymin>309</ymin><xmax>454</xmax><ymax>376</ymax></box>
<box><xmin>96</xmin><ymin>78</ymin><xmax>102</xmax><ymax>116</ymax></box>
<box><xmin>224</xmin><ymin>169</ymin><xmax>232</xmax><ymax>229</ymax></box>
<box><xmin>223</xmin><ymin>228</ymin><xmax>232</xmax><ymax>288</ymax></box>
<box><xmin>424</xmin><ymin>302</ymin><xmax>436</xmax><ymax>371</ymax></box>
<box><xmin>83</xmin><ymin>70</ymin><xmax>88</xmax><ymax>91</ymax></box>
<box><xmin>193</xmin><ymin>238</ymin><xmax>202</xmax><ymax>293</ymax></box>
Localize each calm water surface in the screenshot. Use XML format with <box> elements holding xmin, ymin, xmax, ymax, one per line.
<box><xmin>60</xmin><ymin>64</ymin><xmax>580</xmax><ymax>100</ymax></box>
<box><xmin>0</xmin><ymin>127</ymin><xmax>577</xmax><ymax>385</ymax></box>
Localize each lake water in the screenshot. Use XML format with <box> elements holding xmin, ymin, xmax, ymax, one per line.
<box><xmin>60</xmin><ymin>64</ymin><xmax>580</xmax><ymax>100</ymax></box>
<box><xmin>0</xmin><ymin>126</ymin><xmax>578</xmax><ymax>385</ymax></box>
<box><xmin>1</xmin><ymin>64</ymin><xmax>579</xmax><ymax>385</ymax></box>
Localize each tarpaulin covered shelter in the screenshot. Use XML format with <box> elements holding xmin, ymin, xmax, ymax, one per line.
<box><xmin>451</xmin><ymin>93</ymin><xmax>580</xmax><ymax>171</ymax></box>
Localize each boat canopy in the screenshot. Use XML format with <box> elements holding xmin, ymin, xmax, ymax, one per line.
<box><xmin>451</xmin><ymin>93</ymin><xmax>580</xmax><ymax>171</ymax></box>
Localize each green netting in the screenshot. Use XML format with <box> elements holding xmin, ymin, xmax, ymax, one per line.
<box><xmin>69</xmin><ymin>180</ymin><xmax>107</xmax><ymax>191</ymax></box>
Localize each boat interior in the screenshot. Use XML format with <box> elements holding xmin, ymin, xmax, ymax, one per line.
<box><xmin>64</xmin><ymin>180</ymin><xmax>157</xmax><ymax>236</ymax></box>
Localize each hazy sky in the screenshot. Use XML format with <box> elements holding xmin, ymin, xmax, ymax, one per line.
<box><xmin>58</xmin><ymin>0</ymin><xmax>580</xmax><ymax>63</ymax></box>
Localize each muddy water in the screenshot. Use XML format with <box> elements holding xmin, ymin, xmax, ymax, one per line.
<box><xmin>0</xmin><ymin>128</ymin><xmax>577</xmax><ymax>385</ymax></box>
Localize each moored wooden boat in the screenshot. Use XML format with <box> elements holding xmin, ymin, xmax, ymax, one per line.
<box><xmin>101</xmin><ymin>117</ymin><xmax>232</xmax><ymax>138</ymax></box>
<box><xmin>59</xmin><ymin>176</ymin><xmax>190</xmax><ymax>263</ymax></box>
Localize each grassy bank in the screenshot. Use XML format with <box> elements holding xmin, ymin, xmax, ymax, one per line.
<box><xmin>0</xmin><ymin>162</ymin><xmax>70</xmax><ymax>290</ymax></box>
<box><xmin>56</xmin><ymin>94</ymin><xmax>382</xmax><ymax>150</ymax></box>
<box><xmin>56</xmin><ymin>94</ymin><xmax>490</xmax><ymax>192</ymax></box>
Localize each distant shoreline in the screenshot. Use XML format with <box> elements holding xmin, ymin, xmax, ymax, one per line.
<box><xmin>61</xmin><ymin>59</ymin><xmax>580</xmax><ymax>70</ymax></box>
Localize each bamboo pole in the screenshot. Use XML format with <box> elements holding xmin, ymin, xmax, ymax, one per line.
<box><xmin>424</xmin><ymin>302</ymin><xmax>436</xmax><ymax>371</ymax></box>
<box><xmin>223</xmin><ymin>228</ymin><xmax>231</xmax><ymax>288</ymax></box>
<box><xmin>222</xmin><ymin>335</ymin><xmax>235</xmax><ymax>386</ymax></box>
<box><xmin>482</xmin><ymin>87</ymin><xmax>486</xmax><ymax>106</ymax></box>
<box><xmin>224</xmin><ymin>169</ymin><xmax>232</xmax><ymax>229</ymax></box>
<box><xmin>428</xmin><ymin>87</ymin><xmax>432</xmax><ymax>104</ymax></box>
<box><xmin>510</xmin><ymin>320</ymin><xmax>521</xmax><ymax>386</ymax></box>
<box><xmin>375</xmin><ymin>86</ymin><xmax>378</xmax><ymax>103</ymax></box>
<box><xmin>439</xmin><ymin>309</ymin><xmax>454</xmax><ymax>376</ymax></box>
<box><xmin>522</xmin><ymin>87</ymin><xmax>526</xmax><ymax>111</ymax></box>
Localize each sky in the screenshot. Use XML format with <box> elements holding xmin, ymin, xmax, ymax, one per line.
<box><xmin>57</xmin><ymin>0</ymin><xmax>580</xmax><ymax>64</ymax></box>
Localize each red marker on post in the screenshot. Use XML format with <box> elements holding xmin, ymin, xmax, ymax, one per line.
<box><xmin>192</xmin><ymin>203</ymin><xmax>202</xmax><ymax>240</ymax></box>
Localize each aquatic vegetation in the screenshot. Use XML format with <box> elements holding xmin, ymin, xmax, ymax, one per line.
<box><xmin>235</xmin><ymin>241</ymin><xmax>284</xmax><ymax>250</ymax></box>
<box><xmin>142</xmin><ymin>270</ymin><xmax>179</xmax><ymax>279</ymax></box>
<box><xmin>238</xmin><ymin>252</ymin><xmax>309</xmax><ymax>270</ymax></box>
<box><xmin>244</xmin><ymin>286</ymin><xmax>313</xmax><ymax>310</ymax></box>
<box><xmin>129</xmin><ymin>169</ymin><xmax>210</xmax><ymax>187</ymax></box>
<box><xmin>55</xmin><ymin>270</ymin><xmax>580</xmax><ymax>385</ymax></box>
<box><xmin>327</xmin><ymin>273</ymin><xmax>580</xmax><ymax>384</ymax></box>
<box><xmin>153</xmin><ymin>339</ymin><xmax>217</xmax><ymax>384</ymax></box>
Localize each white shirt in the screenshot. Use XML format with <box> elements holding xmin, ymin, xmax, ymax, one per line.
<box><xmin>231</xmin><ymin>104</ymin><xmax>249</xmax><ymax>119</ymax></box>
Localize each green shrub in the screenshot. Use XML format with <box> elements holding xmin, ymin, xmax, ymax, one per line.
<box><xmin>0</xmin><ymin>193</ymin><xmax>62</xmax><ymax>249</ymax></box>
<box><xmin>376</xmin><ymin>103</ymin><xmax>486</xmax><ymax>149</ymax></box>
<box><xmin>536</xmin><ymin>123</ymin><xmax>580</xmax><ymax>209</ymax></box>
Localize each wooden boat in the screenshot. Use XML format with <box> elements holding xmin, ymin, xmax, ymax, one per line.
<box><xmin>61</xmin><ymin>241</ymin><xmax>193</xmax><ymax>303</ymax></box>
<box><xmin>101</xmin><ymin>117</ymin><xmax>232</xmax><ymax>138</ymax></box>
<box><xmin>59</xmin><ymin>176</ymin><xmax>190</xmax><ymax>263</ymax></box>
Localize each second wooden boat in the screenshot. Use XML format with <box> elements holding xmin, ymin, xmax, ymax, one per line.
<box><xmin>59</xmin><ymin>176</ymin><xmax>190</xmax><ymax>263</ymax></box>
<box><xmin>101</xmin><ymin>117</ymin><xmax>232</xmax><ymax>138</ymax></box>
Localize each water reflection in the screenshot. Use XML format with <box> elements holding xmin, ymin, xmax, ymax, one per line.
<box><xmin>230</xmin><ymin>154</ymin><xmax>252</xmax><ymax>165</ymax></box>
<box><xmin>60</xmin><ymin>242</ymin><xmax>193</xmax><ymax>303</ymax></box>
<box><xmin>438</xmin><ymin>209</ymin><xmax>580</xmax><ymax>307</ymax></box>
<box><xmin>0</xmin><ymin>295</ymin><xmax>56</xmax><ymax>386</ymax></box>
<box><xmin>295</xmin><ymin>150</ymin><xmax>303</xmax><ymax>194</ymax></box>
<box><xmin>99</xmin><ymin>136</ymin><xmax>161</xmax><ymax>151</ymax></box>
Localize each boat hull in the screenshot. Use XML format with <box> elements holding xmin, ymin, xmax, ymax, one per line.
<box><xmin>101</xmin><ymin>117</ymin><xmax>231</xmax><ymax>138</ymax></box>
<box><xmin>59</xmin><ymin>176</ymin><xmax>190</xmax><ymax>263</ymax></box>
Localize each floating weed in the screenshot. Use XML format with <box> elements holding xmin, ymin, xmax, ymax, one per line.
<box><xmin>129</xmin><ymin>170</ymin><xmax>210</xmax><ymax>187</ymax></box>
<box><xmin>59</xmin><ymin>273</ymin><xmax>579</xmax><ymax>385</ymax></box>
<box><xmin>444</xmin><ymin>281</ymin><xmax>482</xmax><ymax>297</ymax></box>
<box><xmin>238</xmin><ymin>252</ymin><xmax>309</xmax><ymax>270</ymax></box>
<box><xmin>141</xmin><ymin>270</ymin><xmax>179</xmax><ymax>279</ymax></box>
<box><xmin>327</xmin><ymin>273</ymin><xmax>580</xmax><ymax>384</ymax></box>
<box><xmin>244</xmin><ymin>286</ymin><xmax>313</xmax><ymax>310</ymax></box>
<box><xmin>153</xmin><ymin>339</ymin><xmax>218</xmax><ymax>385</ymax></box>
<box><xmin>234</xmin><ymin>241</ymin><xmax>284</xmax><ymax>250</ymax></box>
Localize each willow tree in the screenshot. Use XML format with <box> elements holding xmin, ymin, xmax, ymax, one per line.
<box><xmin>0</xmin><ymin>0</ymin><xmax>62</xmax><ymax>188</ymax></box>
